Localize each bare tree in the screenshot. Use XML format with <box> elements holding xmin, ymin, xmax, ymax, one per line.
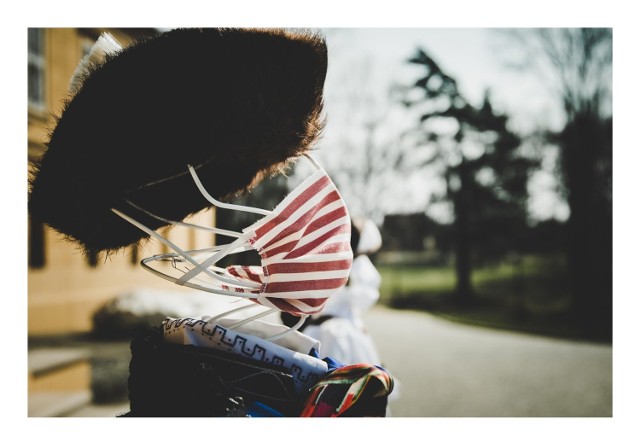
<box><xmin>502</xmin><ymin>28</ymin><xmax>612</xmax><ymax>337</ymax></box>
<box><xmin>320</xmin><ymin>50</ymin><xmax>412</xmax><ymax>225</ymax></box>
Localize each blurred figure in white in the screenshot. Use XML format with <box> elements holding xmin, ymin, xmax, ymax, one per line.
<box><xmin>282</xmin><ymin>217</ymin><xmax>401</xmax><ymax>408</ymax></box>
<box><xmin>302</xmin><ymin>217</ymin><xmax>384</xmax><ymax>365</ymax></box>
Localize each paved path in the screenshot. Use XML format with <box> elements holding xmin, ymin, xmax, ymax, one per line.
<box><xmin>363</xmin><ymin>306</ymin><xmax>612</xmax><ymax>417</ymax></box>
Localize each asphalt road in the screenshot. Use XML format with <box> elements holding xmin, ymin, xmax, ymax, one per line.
<box><xmin>363</xmin><ymin>306</ymin><xmax>612</xmax><ymax>417</ymax></box>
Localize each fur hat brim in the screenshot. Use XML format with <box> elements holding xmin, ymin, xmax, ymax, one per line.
<box><xmin>28</xmin><ymin>28</ymin><xmax>328</xmax><ymax>255</ymax></box>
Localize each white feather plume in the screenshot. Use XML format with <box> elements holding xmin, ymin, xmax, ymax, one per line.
<box><xmin>69</xmin><ymin>32</ymin><xmax>123</xmax><ymax>95</ymax></box>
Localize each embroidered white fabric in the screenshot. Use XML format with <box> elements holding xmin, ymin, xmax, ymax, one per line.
<box><xmin>163</xmin><ymin>316</ymin><xmax>328</xmax><ymax>392</ymax></box>
<box><xmin>212</xmin><ymin>316</ymin><xmax>322</xmax><ymax>353</ymax></box>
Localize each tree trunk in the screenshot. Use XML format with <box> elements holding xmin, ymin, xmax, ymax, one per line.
<box><xmin>562</xmin><ymin>112</ymin><xmax>612</xmax><ymax>339</ymax></box>
<box><xmin>453</xmin><ymin>162</ymin><xmax>473</xmax><ymax>304</ymax></box>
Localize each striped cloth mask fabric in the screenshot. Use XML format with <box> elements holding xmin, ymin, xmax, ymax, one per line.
<box><xmin>222</xmin><ymin>166</ymin><xmax>353</xmax><ymax>316</ymax></box>
<box><xmin>125</xmin><ymin>155</ymin><xmax>353</xmax><ymax>317</ymax></box>
<box><xmin>121</xmin><ymin>156</ymin><xmax>354</xmax><ymax>320</ymax></box>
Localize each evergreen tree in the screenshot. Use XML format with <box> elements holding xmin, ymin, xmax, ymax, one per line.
<box><xmin>402</xmin><ymin>49</ymin><xmax>536</xmax><ymax>303</ymax></box>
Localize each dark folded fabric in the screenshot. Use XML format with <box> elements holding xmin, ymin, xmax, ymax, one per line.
<box><xmin>121</xmin><ymin>326</ymin><xmax>392</xmax><ymax>417</ymax></box>
<box><xmin>300</xmin><ymin>364</ymin><xmax>393</xmax><ymax>417</ymax></box>
<box><xmin>122</xmin><ymin>327</ymin><xmax>303</xmax><ymax>417</ymax></box>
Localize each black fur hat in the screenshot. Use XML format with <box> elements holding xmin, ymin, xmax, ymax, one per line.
<box><xmin>28</xmin><ymin>28</ymin><xmax>328</xmax><ymax>255</ymax></box>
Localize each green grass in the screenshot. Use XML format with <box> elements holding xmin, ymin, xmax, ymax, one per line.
<box><xmin>376</xmin><ymin>254</ymin><xmax>608</xmax><ymax>342</ymax></box>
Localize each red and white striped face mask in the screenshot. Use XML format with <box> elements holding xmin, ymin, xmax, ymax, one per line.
<box><xmin>224</xmin><ymin>165</ymin><xmax>353</xmax><ymax>315</ymax></box>
<box><xmin>129</xmin><ymin>155</ymin><xmax>353</xmax><ymax>318</ymax></box>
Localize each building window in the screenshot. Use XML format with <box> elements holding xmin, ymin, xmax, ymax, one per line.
<box><xmin>28</xmin><ymin>217</ymin><xmax>45</xmax><ymax>269</ymax></box>
<box><xmin>86</xmin><ymin>251</ymin><xmax>99</xmax><ymax>268</ymax></box>
<box><xmin>28</xmin><ymin>28</ymin><xmax>45</xmax><ymax>109</ymax></box>
<box><xmin>130</xmin><ymin>245</ymin><xmax>139</xmax><ymax>266</ymax></box>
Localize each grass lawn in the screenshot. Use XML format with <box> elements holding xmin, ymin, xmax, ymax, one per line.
<box><xmin>376</xmin><ymin>254</ymin><xmax>609</xmax><ymax>343</ymax></box>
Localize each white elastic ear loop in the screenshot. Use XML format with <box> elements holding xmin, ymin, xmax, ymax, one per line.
<box><xmin>204</xmin><ymin>305</ymin><xmax>308</xmax><ymax>341</ymax></box>
<box><xmin>227</xmin><ymin>308</ymin><xmax>279</xmax><ymax>329</ymax></box>
<box><xmin>267</xmin><ymin>315</ymin><xmax>309</xmax><ymax>341</ymax></box>
<box><xmin>124</xmin><ymin>199</ymin><xmax>242</xmax><ymax>239</ymax></box>
<box><xmin>204</xmin><ymin>303</ymin><xmax>270</xmax><ymax>323</ymax></box>
<box><xmin>303</xmin><ymin>153</ymin><xmax>322</xmax><ymax>170</ymax></box>
<box><xmin>111</xmin><ymin>208</ymin><xmax>259</xmax><ymax>290</ymax></box>
<box><xmin>140</xmin><ymin>254</ymin><xmax>261</xmax><ymax>297</ymax></box>
<box><xmin>188</xmin><ymin>155</ymin><xmax>320</xmax><ymax>217</ymax></box>
<box><xmin>188</xmin><ymin>165</ymin><xmax>271</xmax><ymax>216</ymax></box>
<box><xmin>173</xmin><ymin>234</ymin><xmax>249</xmax><ymax>286</ymax></box>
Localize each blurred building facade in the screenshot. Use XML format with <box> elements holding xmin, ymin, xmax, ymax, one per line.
<box><xmin>27</xmin><ymin>28</ymin><xmax>215</xmax><ymax>336</ymax></box>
